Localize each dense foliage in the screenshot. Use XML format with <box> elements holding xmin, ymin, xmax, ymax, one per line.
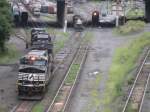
<box><xmin>126</xmin><ymin>8</ymin><xmax>144</xmax><ymax>19</ymax></box>
<box><xmin>104</xmin><ymin>32</ymin><xmax>150</xmax><ymax>111</ymax></box>
<box><xmin>0</xmin><ymin>0</ymin><xmax>12</xmax><ymax>52</ymax></box>
<box><xmin>115</xmin><ymin>20</ymin><xmax>145</xmax><ymax>35</ymax></box>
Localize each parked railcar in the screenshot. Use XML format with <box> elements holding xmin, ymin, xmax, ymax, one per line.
<box><xmin>92</xmin><ymin>11</ymin><xmax>100</xmax><ymax>26</ymax></box>
<box><xmin>73</xmin><ymin>15</ymin><xmax>84</xmax><ymax>31</ymax></box>
<box><xmin>19</xmin><ymin>6</ymin><xmax>28</xmax><ymax>25</ymax></box>
<box><xmin>12</xmin><ymin>5</ymin><xmax>20</xmax><ymax>25</ymax></box>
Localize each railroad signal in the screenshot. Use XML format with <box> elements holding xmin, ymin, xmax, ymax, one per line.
<box><xmin>92</xmin><ymin>11</ymin><xmax>99</xmax><ymax>26</ymax></box>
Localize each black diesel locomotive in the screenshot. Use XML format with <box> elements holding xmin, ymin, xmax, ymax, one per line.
<box><xmin>92</xmin><ymin>11</ymin><xmax>99</xmax><ymax>26</ymax></box>
<box><xmin>73</xmin><ymin>15</ymin><xmax>84</xmax><ymax>31</ymax></box>
<box><xmin>17</xmin><ymin>28</ymin><xmax>54</xmax><ymax>100</ymax></box>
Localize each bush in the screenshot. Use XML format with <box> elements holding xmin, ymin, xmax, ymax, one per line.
<box><xmin>0</xmin><ymin>0</ymin><xmax>12</xmax><ymax>52</ymax></box>
<box><xmin>115</xmin><ymin>20</ymin><xmax>145</xmax><ymax>35</ymax></box>
<box><xmin>0</xmin><ymin>43</ymin><xmax>20</xmax><ymax>64</ymax></box>
<box><xmin>126</xmin><ymin>8</ymin><xmax>144</xmax><ymax>19</ymax></box>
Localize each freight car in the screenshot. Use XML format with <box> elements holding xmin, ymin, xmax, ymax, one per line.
<box><xmin>12</xmin><ymin>5</ymin><xmax>20</xmax><ymax>25</ymax></box>
<box><xmin>17</xmin><ymin>50</ymin><xmax>53</xmax><ymax>100</ymax></box>
<box><xmin>31</xmin><ymin>32</ymin><xmax>53</xmax><ymax>54</ymax></box>
<box><xmin>29</xmin><ymin>28</ymin><xmax>53</xmax><ymax>54</ymax></box>
<box><xmin>11</xmin><ymin>3</ymin><xmax>29</xmax><ymax>25</ymax></box>
<box><xmin>19</xmin><ymin>5</ymin><xmax>28</xmax><ymax>25</ymax></box>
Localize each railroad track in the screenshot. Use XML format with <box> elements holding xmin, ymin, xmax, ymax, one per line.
<box><xmin>46</xmin><ymin>37</ymin><xmax>88</xmax><ymax>112</ymax></box>
<box><xmin>122</xmin><ymin>49</ymin><xmax>150</xmax><ymax>112</ymax></box>
<box><xmin>10</xmin><ymin>30</ymin><xmax>85</xmax><ymax>111</ymax></box>
<box><xmin>10</xmin><ymin>101</ymin><xmax>36</xmax><ymax>112</ymax></box>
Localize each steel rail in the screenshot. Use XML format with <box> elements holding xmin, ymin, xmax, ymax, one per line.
<box><xmin>46</xmin><ymin>40</ymin><xmax>87</xmax><ymax>112</ymax></box>
<box><xmin>122</xmin><ymin>49</ymin><xmax>150</xmax><ymax>112</ymax></box>
<box><xmin>139</xmin><ymin>73</ymin><xmax>150</xmax><ymax>112</ymax></box>
<box><xmin>46</xmin><ymin>46</ymin><xmax>82</xmax><ymax>112</ymax></box>
<box><xmin>62</xmin><ymin>46</ymin><xmax>88</xmax><ymax>112</ymax></box>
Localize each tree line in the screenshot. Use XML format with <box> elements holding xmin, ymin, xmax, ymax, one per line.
<box><xmin>0</xmin><ymin>0</ymin><xmax>12</xmax><ymax>52</ymax></box>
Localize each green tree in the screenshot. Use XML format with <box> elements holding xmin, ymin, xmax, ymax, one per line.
<box><xmin>0</xmin><ymin>0</ymin><xmax>12</xmax><ymax>52</ymax></box>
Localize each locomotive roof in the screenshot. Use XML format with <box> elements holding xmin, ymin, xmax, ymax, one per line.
<box><xmin>27</xmin><ymin>50</ymin><xmax>47</xmax><ymax>56</ymax></box>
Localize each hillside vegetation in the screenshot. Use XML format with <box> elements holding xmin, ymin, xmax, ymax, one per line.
<box><xmin>0</xmin><ymin>0</ymin><xmax>12</xmax><ymax>52</ymax></box>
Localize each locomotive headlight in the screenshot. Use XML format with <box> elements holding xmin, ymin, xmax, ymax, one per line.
<box><xmin>31</xmin><ymin>56</ymin><xmax>36</xmax><ymax>61</ymax></box>
<box><xmin>93</xmin><ymin>12</ymin><xmax>97</xmax><ymax>16</ymax></box>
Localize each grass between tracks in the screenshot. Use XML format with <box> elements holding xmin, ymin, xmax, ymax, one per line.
<box><xmin>0</xmin><ymin>43</ymin><xmax>20</xmax><ymax>64</ymax></box>
<box><xmin>126</xmin><ymin>8</ymin><xmax>144</xmax><ymax>20</ymax></box>
<box><xmin>54</xmin><ymin>32</ymin><xmax>70</xmax><ymax>53</ymax></box>
<box><xmin>64</xmin><ymin>31</ymin><xmax>93</xmax><ymax>85</ymax></box>
<box><xmin>103</xmin><ymin>32</ymin><xmax>150</xmax><ymax>112</ymax></box>
<box><xmin>83</xmin><ymin>74</ymin><xmax>102</xmax><ymax>112</ymax></box>
<box><xmin>32</xmin><ymin>103</ymin><xmax>44</xmax><ymax>112</ymax></box>
<box><xmin>114</xmin><ymin>20</ymin><xmax>145</xmax><ymax>35</ymax></box>
<box><xmin>65</xmin><ymin>64</ymin><xmax>80</xmax><ymax>85</ymax></box>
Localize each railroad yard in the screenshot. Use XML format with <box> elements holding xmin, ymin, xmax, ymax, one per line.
<box><xmin>0</xmin><ymin>0</ymin><xmax>150</xmax><ymax>112</ymax></box>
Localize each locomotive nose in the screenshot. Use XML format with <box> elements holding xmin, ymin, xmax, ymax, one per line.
<box><xmin>93</xmin><ymin>12</ymin><xmax>97</xmax><ymax>16</ymax></box>
<box><xmin>92</xmin><ymin>11</ymin><xmax>100</xmax><ymax>26</ymax></box>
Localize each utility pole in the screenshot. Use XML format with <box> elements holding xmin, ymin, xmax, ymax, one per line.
<box><xmin>123</xmin><ymin>0</ymin><xmax>126</xmax><ymax>25</ymax></box>
<box><xmin>64</xmin><ymin>0</ymin><xmax>67</xmax><ymax>32</ymax></box>
<box><xmin>107</xmin><ymin>0</ymin><xmax>109</xmax><ymax>14</ymax></box>
<box><xmin>57</xmin><ymin>0</ymin><xmax>65</xmax><ymax>27</ymax></box>
<box><xmin>116</xmin><ymin>0</ymin><xmax>120</xmax><ymax>27</ymax></box>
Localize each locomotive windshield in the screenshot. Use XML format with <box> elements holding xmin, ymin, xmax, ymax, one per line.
<box><xmin>19</xmin><ymin>67</ymin><xmax>45</xmax><ymax>73</ymax></box>
<box><xmin>20</xmin><ymin>58</ymin><xmax>47</xmax><ymax>66</ymax></box>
